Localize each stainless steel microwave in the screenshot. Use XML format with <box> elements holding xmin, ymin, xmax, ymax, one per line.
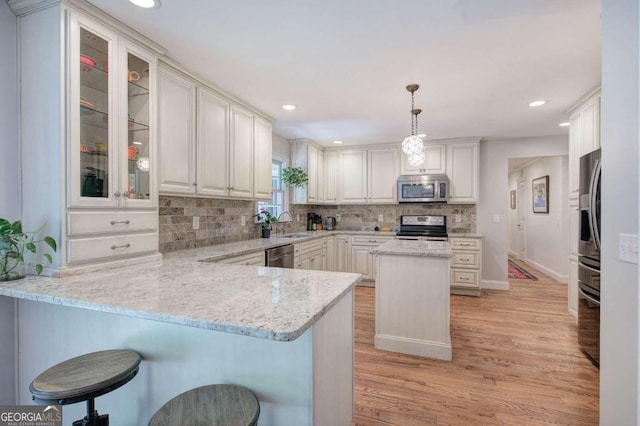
<box><xmin>397</xmin><ymin>175</ymin><xmax>449</xmax><ymax>203</ymax></box>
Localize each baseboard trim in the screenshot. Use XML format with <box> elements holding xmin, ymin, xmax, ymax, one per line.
<box><xmin>482</xmin><ymin>280</ymin><xmax>509</xmax><ymax>290</ymax></box>
<box><xmin>374</xmin><ymin>334</ymin><xmax>452</xmax><ymax>361</ymax></box>
<box><xmin>524</xmin><ymin>258</ymin><xmax>567</xmax><ymax>283</ymax></box>
<box><xmin>508</xmin><ymin>249</ymin><xmax>519</xmax><ymax>258</ymax></box>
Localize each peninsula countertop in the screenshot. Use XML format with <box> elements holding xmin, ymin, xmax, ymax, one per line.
<box><xmin>0</xmin><ymin>252</ymin><xmax>361</xmax><ymax>342</ymax></box>
<box><xmin>370</xmin><ymin>240</ymin><xmax>453</xmax><ymax>257</ymax></box>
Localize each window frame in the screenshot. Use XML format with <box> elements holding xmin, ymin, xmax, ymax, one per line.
<box><xmin>257</xmin><ymin>154</ymin><xmax>290</xmax><ymax>222</ymax></box>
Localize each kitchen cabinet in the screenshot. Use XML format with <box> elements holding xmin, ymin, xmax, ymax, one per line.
<box><xmin>216</xmin><ymin>251</ymin><xmax>265</xmax><ymax>266</ymax></box>
<box><xmin>292</xmin><ymin>139</ymin><xmax>323</xmax><ymax>204</ymax></box>
<box><xmin>324</xmin><ymin>151</ymin><xmax>338</xmax><ymax>203</ymax></box>
<box><xmin>447</xmin><ymin>139</ymin><xmax>479</xmax><ymax>204</ymax></box>
<box><xmin>336</xmin><ymin>148</ymin><xmax>399</xmax><ymax>205</ymax></box>
<box><xmin>157</xmin><ymin>66</ymin><xmax>196</xmax><ymax>194</ymax></box>
<box><xmin>12</xmin><ymin>1</ymin><xmax>165</xmax><ymax>272</ymax></box>
<box><xmin>157</xmin><ymin>63</ymin><xmax>272</xmax><ymax>200</ymax></box>
<box><xmin>317</xmin><ymin>150</ymin><xmax>325</xmax><ymax>203</ymax></box>
<box><xmin>295</xmin><ymin>238</ymin><xmax>327</xmax><ymax>271</ymax></box>
<box><xmin>400</xmin><ymin>143</ymin><xmax>447</xmax><ymax>175</ymax></box>
<box><xmin>450</xmin><ymin>237</ymin><xmax>482</xmax><ymax>296</ymax></box>
<box><xmin>350</xmin><ymin>235</ymin><xmax>395</xmax><ymax>283</ymax></box>
<box><xmin>335</xmin><ymin>235</ymin><xmax>351</xmax><ymax>272</ymax></box>
<box><xmin>325</xmin><ymin>236</ymin><xmax>336</xmax><ymax>271</ymax></box>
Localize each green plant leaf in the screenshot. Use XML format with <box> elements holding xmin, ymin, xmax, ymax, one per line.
<box><xmin>43</xmin><ymin>236</ymin><xmax>57</xmax><ymax>252</ymax></box>
<box><xmin>35</xmin><ymin>264</ymin><xmax>43</xmax><ymax>275</ymax></box>
<box><xmin>26</xmin><ymin>242</ymin><xmax>36</xmax><ymax>253</ymax></box>
<box><xmin>44</xmin><ymin>253</ymin><xmax>52</xmax><ymax>264</ymax></box>
<box><xmin>11</xmin><ymin>221</ymin><xmax>22</xmax><ymax>234</ymax></box>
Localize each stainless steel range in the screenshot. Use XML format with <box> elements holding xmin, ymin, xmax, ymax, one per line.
<box><xmin>396</xmin><ymin>215</ymin><xmax>448</xmax><ymax>241</ymax></box>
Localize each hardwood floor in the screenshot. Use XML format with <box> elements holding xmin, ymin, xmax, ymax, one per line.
<box><xmin>352</xmin><ymin>261</ymin><xmax>599</xmax><ymax>426</ymax></box>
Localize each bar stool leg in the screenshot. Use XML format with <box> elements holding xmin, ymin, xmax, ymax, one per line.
<box><xmin>70</xmin><ymin>399</ymin><xmax>110</xmax><ymax>426</ymax></box>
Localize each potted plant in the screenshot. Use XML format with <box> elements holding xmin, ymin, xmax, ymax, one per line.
<box><xmin>282</xmin><ymin>167</ymin><xmax>309</xmax><ymax>187</ymax></box>
<box><xmin>253</xmin><ymin>210</ymin><xmax>278</xmax><ymax>238</ymax></box>
<box><xmin>0</xmin><ymin>219</ymin><xmax>57</xmax><ymax>281</ymax></box>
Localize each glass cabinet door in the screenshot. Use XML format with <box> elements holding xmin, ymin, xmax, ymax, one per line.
<box><xmin>124</xmin><ymin>51</ymin><xmax>151</xmax><ymax>203</ymax></box>
<box><xmin>76</xmin><ymin>25</ymin><xmax>116</xmax><ymax>205</ymax></box>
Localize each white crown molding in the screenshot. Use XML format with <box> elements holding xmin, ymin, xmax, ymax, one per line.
<box><xmin>9</xmin><ymin>0</ymin><xmax>166</xmax><ymax>56</ymax></box>
<box><xmin>566</xmin><ymin>85</ymin><xmax>601</xmax><ymax>115</ymax></box>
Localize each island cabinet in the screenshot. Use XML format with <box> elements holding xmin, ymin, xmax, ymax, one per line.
<box><xmin>10</xmin><ymin>0</ymin><xmax>165</xmax><ymax>272</ymax></box>
<box><xmin>350</xmin><ymin>235</ymin><xmax>395</xmax><ymax>283</ymax></box>
<box><xmin>449</xmin><ymin>236</ymin><xmax>483</xmax><ymax>296</ymax></box>
<box><xmin>157</xmin><ymin>62</ymin><xmax>272</xmax><ymax>200</ymax></box>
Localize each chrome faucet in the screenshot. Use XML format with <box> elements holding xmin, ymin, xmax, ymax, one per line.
<box><xmin>275</xmin><ymin>211</ymin><xmax>292</xmax><ymax>236</ymax></box>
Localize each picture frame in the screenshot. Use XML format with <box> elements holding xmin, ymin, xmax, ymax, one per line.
<box><xmin>510</xmin><ymin>190</ymin><xmax>516</xmax><ymax>210</ymax></box>
<box><xmin>532</xmin><ymin>175</ymin><xmax>549</xmax><ymax>213</ymax></box>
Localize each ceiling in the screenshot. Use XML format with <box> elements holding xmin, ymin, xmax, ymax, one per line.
<box><xmin>88</xmin><ymin>0</ymin><xmax>601</xmax><ymax>147</ymax></box>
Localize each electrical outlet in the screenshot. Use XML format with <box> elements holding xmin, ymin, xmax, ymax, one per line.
<box><xmin>336</xmin><ymin>214</ymin><xmax>340</xmax><ymax>221</ymax></box>
<box><xmin>619</xmin><ymin>234</ymin><xmax>639</xmax><ymax>264</ymax></box>
<box><xmin>192</xmin><ymin>216</ymin><xmax>200</xmax><ymax>230</ymax></box>
<box><xmin>455</xmin><ymin>214</ymin><xmax>461</xmax><ymax>223</ymax></box>
<box><xmin>378</xmin><ymin>214</ymin><xmax>384</xmax><ymax>222</ymax></box>
<box><xmin>296</xmin><ymin>214</ymin><xmax>300</xmax><ymax>222</ymax></box>
<box><xmin>240</xmin><ymin>215</ymin><xmax>246</xmax><ymax>226</ymax></box>
<box><xmin>492</xmin><ymin>214</ymin><xmax>500</xmax><ymax>223</ymax></box>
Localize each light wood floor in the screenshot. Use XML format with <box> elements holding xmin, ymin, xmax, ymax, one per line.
<box><xmin>352</xmin><ymin>261</ymin><xmax>599</xmax><ymax>426</ymax></box>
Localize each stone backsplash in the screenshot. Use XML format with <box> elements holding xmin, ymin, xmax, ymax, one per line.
<box><xmin>159</xmin><ymin>196</ymin><xmax>475</xmax><ymax>252</ymax></box>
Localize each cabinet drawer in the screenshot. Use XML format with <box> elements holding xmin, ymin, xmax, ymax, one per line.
<box><xmin>68</xmin><ymin>211</ymin><xmax>158</xmax><ymax>236</ymax></box>
<box><xmin>297</xmin><ymin>238</ymin><xmax>326</xmax><ymax>255</ymax></box>
<box><xmin>67</xmin><ymin>233</ymin><xmax>158</xmax><ymax>264</ymax></box>
<box><xmin>451</xmin><ymin>269</ymin><xmax>480</xmax><ymax>288</ymax></box>
<box><xmin>451</xmin><ymin>251</ymin><xmax>480</xmax><ymax>268</ymax></box>
<box><xmin>352</xmin><ymin>235</ymin><xmax>394</xmax><ymax>245</ymax></box>
<box><xmin>450</xmin><ymin>238</ymin><xmax>480</xmax><ymax>250</ymax></box>
<box><xmin>217</xmin><ymin>251</ymin><xmax>265</xmax><ymax>266</ymax></box>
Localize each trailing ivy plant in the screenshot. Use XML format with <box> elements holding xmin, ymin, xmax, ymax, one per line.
<box><xmin>0</xmin><ymin>219</ymin><xmax>57</xmax><ymax>281</ymax></box>
<box><xmin>282</xmin><ymin>167</ymin><xmax>309</xmax><ymax>187</ymax></box>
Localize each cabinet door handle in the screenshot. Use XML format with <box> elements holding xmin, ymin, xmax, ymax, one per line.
<box><xmin>114</xmin><ymin>191</ymin><xmax>121</xmax><ymax>197</ymax></box>
<box><xmin>110</xmin><ymin>220</ymin><xmax>131</xmax><ymax>225</ymax></box>
<box><xmin>111</xmin><ymin>244</ymin><xmax>131</xmax><ymax>250</ymax></box>
<box><xmin>121</xmin><ymin>192</ymin><xmax>129</xmax><ymax>198</ymax></box>
<box><xmin>192</xmin><ymin>182</ymin><xmax>198</xmax><ymax>186</ymax></box>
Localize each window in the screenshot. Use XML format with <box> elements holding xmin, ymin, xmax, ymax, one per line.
<box><xmin>257</xmin><ymin>156</ymin><xmax>290</xmax><ymax>221</ymax></box>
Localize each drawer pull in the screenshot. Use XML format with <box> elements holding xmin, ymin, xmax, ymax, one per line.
<box><xmin>461</xmin><ymin>258</ymin><xmax>471</xmax><ymax>262</ymax></box>
<box><xmin>461</xmin><ymin>277</ymin><xmax>470</xmax><ymax>281</ymax></box>
<box><xmin>460</xmin><ymin>243</ymin><xmax>472</xmax><ymax>246</ymax></box>
<box><xmin>110</xmin><ymin>220</ymin><xmax>131</xmax><ymax>225</ymax></box>
<box><xmin>111</xmin><ymin>244</ymin><xmax>131</xmax><ymax>250</ymax></box>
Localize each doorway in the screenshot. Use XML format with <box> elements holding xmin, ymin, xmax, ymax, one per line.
<box><xmin>516</xmin><ymin>178</ymin><xmax>526</xmax><ymax>261</ymax></box>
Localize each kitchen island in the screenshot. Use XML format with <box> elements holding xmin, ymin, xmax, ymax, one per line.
<box><xmin>372</xmin><ymin>240</ymin><xmax>453</xmax><ymax>361</ymax></box>
<box><xmin>0</xmin><ymin>251</ymin><xmax>361</xmax><ymax>425</ymax></box>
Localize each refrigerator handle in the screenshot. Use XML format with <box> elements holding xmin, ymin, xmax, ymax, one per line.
<box><xmin>589</xmin><ymin>159</ymin><xmax>601</xmax><ymax>251</ymax></box>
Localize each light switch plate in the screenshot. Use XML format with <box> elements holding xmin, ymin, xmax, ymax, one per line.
<box><xmin>378</xmin><ymin>214</ymin><xmax>384</xmax><ymax>222</ymax></box>
<box><xmin>493</xmin><ymin>214</ymin><xmax>500</xmax><ymax>223</ymax></box>
<box><xmin>296</xmin><ymin>214</ymin><xmax>300</xmax><ymax>222</ymax></box>
<box><xmin>619</xmin><ymin>233</ymin><xmax>638</xmax><ymax>264</ymax></box>
<box><xmin>240</xmin><ymin>215</ymin><xmax>246</xmax><ymax>226</ymax></box>
<box><xmin>192</xmin><ymin>216</ymin><xmax>200</xmax><ymax>230</ymax></box>
<box><xmin>455</xmin><ymin>214</ymin><xmax>462</xmax><ymax>223</ymax></box>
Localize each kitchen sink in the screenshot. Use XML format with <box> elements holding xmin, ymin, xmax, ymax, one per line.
<box><xmin>280</xmin><ymin>233</ymin><xmax>312</xmax><ymax>238</ymax></box>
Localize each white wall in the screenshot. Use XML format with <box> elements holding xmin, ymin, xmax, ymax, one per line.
<box><xmin>0</xmin><ymin>1</ymin><xmax>19</xmax><ymax>221</ymax></box>
<box><xmin>272</xmin><ymin>132</ymin><xmax>290</xmax><ymax>159</ymax></box>
<box><xmin>0</xmin><ymin>1</ymin><xmax>17</xmax><ymax>405</ymax></box>
<box><xmin>600</xmin><ymin>0</ymin><xmax>639</xmax><ymax>423</ymax></box>
<box><xmin>508</xmin><ymin>156</ymin><xmax>568</xmax><ymax>282</ymax></box>
<box><xmin>478</xmin><ymin>136</ymin><xmax>568</xmax><ymax>287</ymax></box>
<box><xmin>508</xmin><ymin>170</ymin><xmax>520</xmax><ymax>257</ymax></box>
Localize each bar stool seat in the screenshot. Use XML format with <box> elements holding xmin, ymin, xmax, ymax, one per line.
<box><xmin>30</xmin><ymin>349</ymin><xmax>141</xmax><ymax>426</ymax></box>
<box><xmin>149</xmin><ymin>384</ymin><xmax>260</xmax><ymax>426</ymax></box>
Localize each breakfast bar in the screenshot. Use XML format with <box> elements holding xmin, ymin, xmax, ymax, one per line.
<box><xmin>0</xmin><ymin>253</ymin><xmax>361</xmax><ymax>426</ymax></box>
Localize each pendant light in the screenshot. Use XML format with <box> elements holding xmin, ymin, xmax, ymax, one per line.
<box><xmin>401</xmin><ymin>84</ymin><xmax>424</xmax><ymax>166</ymax></box>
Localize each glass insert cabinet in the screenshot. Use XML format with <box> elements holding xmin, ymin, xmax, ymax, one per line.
<box><xmin>69</xmin><ymin>13</ymin><xmax>156</xmax><ymax>208</ymax></box>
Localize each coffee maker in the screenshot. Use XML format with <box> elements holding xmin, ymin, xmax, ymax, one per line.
<box><xmin>307</xmin><ymin>213</ymin><xmax>317</xmax><ymax>231</ymax></box>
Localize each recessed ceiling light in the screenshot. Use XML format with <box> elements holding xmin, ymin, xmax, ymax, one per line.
<box><xmin>333</xmin><ymin>140</ymin><xmax>343</xmax><ymax>144</ymax></box>
<box><xmin>559</xmin><ymin>122</ymin><xmax>570</xmax><ymax>127</ymax></box>
<box><xmin>129</xmin><ymin>0</ymin><xmax>159</xmax><ymax>7</ymax></box>
<box><xmin>282</xmin><ymin>104</ymin><xmax>296</xmax><ymax>111</ymax></box>
<box><xmin>132</xmin><ymin>141</ymin><xmax>143</xmax><ymax>145</ymax></box>
<box><xmin>529</xmin><ymin>100</ymin><xmax>546</xmax><ymax>107</ymax></box>
<box><xmin>417</xmin><ymin>133</ymin><xmax>427</xmax><ymax>138</ymax></box>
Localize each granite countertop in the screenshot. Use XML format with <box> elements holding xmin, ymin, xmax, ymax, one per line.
<box><xmin>370</xmin><ymin>240</ymin><xmax>453</xmax><ymax>257</ymax></box>
<box><xmin>0</xmin><ymin>255</ymin><xmax>361</xmax><ymax>342</ymax></box>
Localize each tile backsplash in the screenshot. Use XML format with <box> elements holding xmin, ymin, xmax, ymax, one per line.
<box><xmin>159</xmin><ymin>196</ymin><xmax>476</xmax><ymax>253</ymax></box>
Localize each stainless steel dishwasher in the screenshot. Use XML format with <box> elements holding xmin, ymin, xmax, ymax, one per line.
<box><xmin>265</xmin><ymin>244</ymin><xmax>294</xmax><ymax>268</ymax></box>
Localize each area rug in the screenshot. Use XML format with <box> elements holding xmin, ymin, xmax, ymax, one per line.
<box><xmin>508</xmin><ymin>259</ymin><xmax>538</xmax><ymax>280</ymax></box>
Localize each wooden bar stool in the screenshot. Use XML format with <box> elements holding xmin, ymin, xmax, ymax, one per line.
<box><xmin>149</xmin><ymin>384</ymin><xmax>260</xmax><ymax>426</ymax></box>
<box><xmin>30</xmin><ymin>349</ymin><xmax>141</xmax><ymax>426</ymax></box>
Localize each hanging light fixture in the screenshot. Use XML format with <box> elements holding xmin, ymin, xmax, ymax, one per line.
<box><xmin>401</xmin><ymin>84</ymin><xmax>424</xmax><ymax>163</ymax></box>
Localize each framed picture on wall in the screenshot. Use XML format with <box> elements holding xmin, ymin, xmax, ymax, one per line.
<box><xmin>510</xmin><ymin>190</ymin><xmax>516</xmax><ymax>209</ymax></box>
<box><xmin>532</xmin><ymin>175</ymin><xmax>549</xmax><ymax>213</ymax></box>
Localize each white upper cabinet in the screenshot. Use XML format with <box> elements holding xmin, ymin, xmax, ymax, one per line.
<box><xmin>292</xmin><ymin>139</ymin><xmax>323</xmax><ymax>204</ymax></box>
<box><xmin>447</xmin><ymin>140</ymin><xmax>479</xmax><ymax>204</ymax></box>
<box><xmin>317</xmin><ymin>150</ymin><xmax>325</xmax><ymax>203</ymax></box>
<box><xmin>568</xmin><ymin>89</ymin><xmax>601</xmax><ymax>196</ymax></box>
<box><xmin>157</xmin><ymin>63</ymin><xmax>272</xmax><ymax>200</ymax></box>
<box><xmin>230</xmin><ymin>105</ymin><xmax>254</xmax><ymax>198</ymax></box>
<box><xmin>368</xmin><ymin>148</ymin><xmax>399</xmax><ymax>203</ymax></box>
<box><xmin>253</xmin><ymin>116</ymin><xmax>273</xmax><ymax>200</ymax></box>
<box><xmin>337</xmin><ymin>150</ymin><xmax>368</xmax><ymax>204</ymax></box>
<box><xmin>400</xmin><ymin>143</ymin><xmax>446</xmax><ymax>175</ymax></box>
<box><xmin>307</xmin><ymin>144</ymin><xmax>319</xmax><ymax>202</ymax></box>
<box><xmin>158</xmin><ymin>66</ymin><xmax>196</xmax><ymax>194</ymax></box>
<box><xmin>324</xmin><ymin>151</ymin><xmax>338</xmax><ymax>203</ymax></box>
<box><xmin>197</xmin><ymin>87</ymin><xmax>230</xmax><ymax>197</ymax></box>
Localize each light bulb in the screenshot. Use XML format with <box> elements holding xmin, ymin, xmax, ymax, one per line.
<box><xmin>401</xmin><ymin>135</ymin><xmax>424</xmax><ymax>156</ymax></box>
<box><xmin>407</xmin><ymin>152</ymin><xmax>425</xmax><ymax>167</ymax></box>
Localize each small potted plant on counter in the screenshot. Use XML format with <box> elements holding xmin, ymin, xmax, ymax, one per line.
<box><xmin>253</xmin><ymin>210</ymin><xmax>278</xmax><ymax>238</ymax></box>
<box><xmin>0</xmin><ymin>218</ymin><xmax>57</xmax><ymax>281</ymax></box>
<box><xmin>282</xmin><ymin>167</ymin><xmax>308</xmax><ymax>187</ymax></box>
